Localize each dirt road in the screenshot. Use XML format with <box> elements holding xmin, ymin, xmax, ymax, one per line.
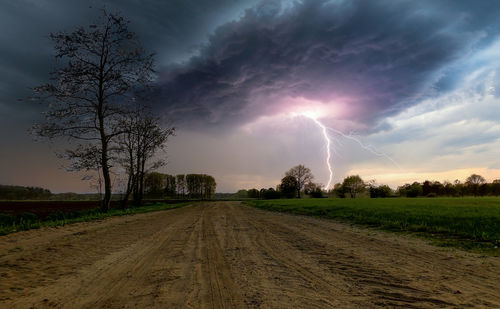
<box><xmin>1</xmin><ymin>202</ymin><xmax>499</xmax><ymax>308</ymax></box>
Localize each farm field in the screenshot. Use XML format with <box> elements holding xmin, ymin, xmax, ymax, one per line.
<box><xmin>0</xmin><ymin>201</ymin><xmax>108</xmax><ymax>218</ymax></box>
<box><xmin>245</xmin><ymin>197</ymin><xmax>500</xmax><ymax>252</ymax></box>
<box><xmin>0</xmin><ymin>201</ymin><xmax>190</xmax><ymax>235</ymax></box>
<box><xmin>1</xmin><ymin>201</ymin><xmax>499</xmax><ymax>308</ymax></box>
<box><xmin>0</xmin><ymin>200</ymin><xmax>188</xmax><ymax>218</ymax></box>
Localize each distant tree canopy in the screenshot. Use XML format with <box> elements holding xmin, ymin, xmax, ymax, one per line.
<box><xmin>233</xmin><ymin>189</ymin><xmax>249</xmax><ymax>199</ymax></box>
<box><xmin>237</xmin><ymin>165</ymin><xmax>323</xmax><ymax>200</ymax></box>
<box><xmin>465</xmin><ymin>174</ymin><xmax>486</xmax><ymax>197</ymax></box>
<box><xmin>186</xmin><ymin>174</ymin><xmax>216</xmax><ymax>199</ymax></box>
<box><xmin>164</xmin><ymin>175</ymin><xmax>176</xmax><ymax>197</ymax></box>
<box><xmin>285</xmin><ymin>165</ymin><xmax>314</xmax><ymax>198</ymax></box>
<box><xmin>304</xmin><ymin>182</ymin><xmax>324</xmax><ymax>198</ymax></box>
<box><xmin>236</xmin><ymin>173</ymin><xmax>499</xmax><ymax>201</ymax></box>
<box><xmin>340</xmin><ymin>175</ymin><xmax>366</xmax><ymax>198</ymax></box>
<box><xmin>369</xmin><ymin>184</ymin><xmax>393</xmax><ymax>198</ymax></box>
<box><xmin>0</xmin><ymin>185</ymin><xmax>52</xmax><ymax>200</ymax></box>
<box><xmin>260</xmin><ymin>188</ymin><xmax>281</xmax><ymax>199</ymax></box>
<box><xmin>397</xmin><ymin>174</ymin><xmax>498</xmax><ymax>197</ymax></box>
<box><xmin>280</xmin><ymin>175</ymin><xmax>299</xmax><ymax>198</ymax></box>
<box><xmin>397</xmin><ymin>182</ymin><xmax>423</xmax><ymax>197</ymax></box>
<box><xmin>143</xmin><ymin>173</ymin><xmax>216</xmax><ymax>199</ymax></box>
<box><xmin>144</xmin><ymin>172</ymin><xmax>166</xmax><ymax>197</ymax></box>
<box><xmin>247</xmin><ymin>189</ymin><xmax>260</xmax><ymax>199</ymax></box>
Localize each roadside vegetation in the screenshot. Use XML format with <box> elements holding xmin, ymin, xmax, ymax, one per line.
<box><xmin>245</xmin><ymin>198</ymin><xmax>500</xmax><ymax>254</ymax></box>
<box><xmin>0</xmin><ymin>202</ymin><xmax>191</xmax><ymax>235</ymax></box>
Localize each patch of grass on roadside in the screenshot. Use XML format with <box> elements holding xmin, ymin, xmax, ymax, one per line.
<box><xmin>0</xmin><ymin>202</ymin><xmax>191</xmax><ymax>235</ymax></box>
<box><xmin>244</xmin><ymin>198</ymin><xmax>500</xmax><ymax>255</ymax></box>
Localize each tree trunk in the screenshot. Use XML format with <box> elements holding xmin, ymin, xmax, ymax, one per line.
<box><xmin>122</xmin><ymin>145</ymin><xmax>136</xmax><ymax>209</ymax></box>
<box><xmin>99</xmin><ymin>122</ymin><xmax>111</xmax><ymax>212</ymax></box>
<box><xmin>97</xmin><ymin>47</ymin><xmax>111</xmax><ymax>213</ymax></box>
<box><xmin>101</xmin><ymin>169</ymin><xmax>112</xmax><ymax>211</ymax></box>
<box><xmin>136</xmin><ymin>157</ymin><xmax>146</xmax><ymax>205</ymax></box>
<box><xmin>100</xmin><ymin>136</ymin><xmax>112</xmax><ymax>212</ymax></box>
<box><xmin>121</xmin><ymin>174</ymin><xmax>135</xmax><ymax>209</ymax></box>
<box><xmin>97</xmin><ymin>104</ymin><xmax>111</xmax><ymax>212</ymax></box>
<box><xmin>121</xmin><ymin>190</ymin><xmax>131</xmax><ymax>209</ymax></box>
<box><xmin>132</xmin><ymin>146</ymin><xmax>142</xmax><ymax>205</ymax></box>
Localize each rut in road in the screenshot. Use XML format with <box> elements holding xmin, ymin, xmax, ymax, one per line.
<box><xmin>0</xmin><ymin>202</ymin><xmax>499</xmax><ymax>308</ymax></box>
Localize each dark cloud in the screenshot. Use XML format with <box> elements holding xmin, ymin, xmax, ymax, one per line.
<box><xmin>153</xmin><ymin>0</ymin><xmax>500</xmax><ymax>131</ymax></box>
<box><xmin>0</xmin><ymin>0</ymin><xmax>260</xmax><ymax>191</ymax></box>
<box><xmin>0</xmin><ymin>0</ymin><xmax>259</xmax><ymax>147</ymax></box>
<box><xmin>0</xmin><ymin>0</ymin><xmax>258</xmax><ymax>110</ymax></box>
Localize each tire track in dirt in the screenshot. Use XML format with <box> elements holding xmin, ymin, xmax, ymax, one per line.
<box><xmin>1</xmin><ymin>205</ymin><xmax>204</xmax><ymax>308</ymax></box>
<box><xmin>237</xmin><ymin>206</ymin><xmax>452</xmax><ymax>308</ymax></box>
<box><xmin>234</xmin><ymin>204</ymin><xmax>500</xmax><ymax>308</ymax></box>
<box><xmin>1</xmin><ymin>201</ymin><xmax>499</xmax><ymax>308</ymax></box>
<box><xmin>200</xmin><ymin>207</ymin><xmax>242</xmax><ymax>308</ymax></box>
<box><xmin>237</xmin><ymin>213</ymin><xmax>350</xmax><ymax>307</ymax></box>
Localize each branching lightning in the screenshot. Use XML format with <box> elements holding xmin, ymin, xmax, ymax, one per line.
<box><xmin>300</xmin><ymin>112</ymin><xmax>399</xmax><ymax>190</ymax></box>
<box><xmin>326</xmin><ymin>127</ymin><xmax>401</xmax><ymax>169</ymax></box>
<box><xmin>306</xmin><ymin>116</ymin><xmax>334</xmax><ymax>189</ymax></box>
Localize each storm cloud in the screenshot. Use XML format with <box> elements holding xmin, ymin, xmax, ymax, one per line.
<box><xmin>2</xmin><ymin>0</ymin><xmax>500</xmax><ymax>192</ymax></box>
<box><xmin>154</xmin><ymin>0</ymin><xmax>500</xmax><ymax>131</ymax></box>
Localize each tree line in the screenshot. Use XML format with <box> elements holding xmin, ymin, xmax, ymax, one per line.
<box><xmin>238</xmin><ymin>165</ymin><xmax>500</xmax><ymax>199</ymax></box>
<box><xmin>330</xmin><ymin>173</ymin><xmax>500</xmax><ymax>198</ymax></box>
<box><xmin>239</xmin><ymin>165</ymin><xmax>324</xmax><ymax>199</ymax></box>
<box><xmin>143</xmin><ymin>172</ymin><xmax>216</xmax><ymax>199</ymax></box>
<box><xmin>0</xmin><ymin>185</ymin><xmax>52</xmax><ymax>200</ymax></box>
<box><xmin>396</xmin><ymin>174</ymin><xmax>500</xmax><ymax>197</ymax></box>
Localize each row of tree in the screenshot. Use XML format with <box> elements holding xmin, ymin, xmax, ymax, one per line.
<box><xmin>240</xmin><ymin>165</ymin><xmax>324</xmax><ymax>199</ymax></box>
<box><xmin>33</xmin><ymin>10</ymin><xmax>174</xmax><ymax>211</ymax></box>
<box><xmin>397</xmin><ymin>174</ymin><xmax>500</xmax><ymax>197</ymax></box>
<box><xmin>143</xmin><ymin>172</ymin><xmax>216</xmax><ymax>199</ymax></box>
<box><xmin>241</xmin><ymin>166</ymin><xmax>364</xmax><ymax>199</ymax></box>
<box><xmin>331</xmin><ymin>174</ymin><xmax>500</xmax><ymax>198</ymax></box>
<box><xmin>239</xmin><ymin>165</ymin><xmax>500</xmax><ymax>199</ymax></box>
<box><xmin>0</xmin><ymin>185</ymin><xmax>52</xmax><ymax>200</ymax></box>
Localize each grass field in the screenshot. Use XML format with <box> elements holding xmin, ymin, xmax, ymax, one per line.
<box><xmin>0</xmin><ymin>202</ymin><xmax>191</xmax><ymax>235</ymax></box>
<box><xmin>245</xmin><ymin>197</ymin><xmax>500</xmax><ymax>253</ymax></box>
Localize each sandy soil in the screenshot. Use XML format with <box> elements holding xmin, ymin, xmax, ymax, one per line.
<box><xmin>1</xmin><ymin>201</ymin><xmax>499</xmax><ymax>308</ymax></box>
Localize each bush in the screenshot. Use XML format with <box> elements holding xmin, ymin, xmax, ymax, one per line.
<box><xmin>262</xmin><ymin>188</ymin><xmax>281</xmax><ymax>199</ymax></box>
<box><xmin>310</xmin><ymin>189</ymin><xmax>323</xmax><ymax>198</ymax></box>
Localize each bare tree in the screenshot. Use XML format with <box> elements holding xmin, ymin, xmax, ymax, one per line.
<box><xmin>33</xmin><ymin>10</ymin><xmax>155</xmax><ymax>211</ymax></box>
<box><xmin>133</xmin><ymin>111</ymin><xmax>174</xmax><ymax>205</ymax></box>
<box><xmin>116</xmin><ymin>106</ymin><xmax>174</xmax><ymax>207</ymax></box>
<box><xmin>465</xmin><ymin>174</ymin><xmax>486</xmax><ymax>197</ymax></box>
<box><xmin>116</xmin><ymin>108</ymin><xmax>140</xmax><ymax>209</ymax></box>
<box><xmin>285</xmin><ymin>165</ymin><xmax>314</xmax><ymax>198</ymax></box>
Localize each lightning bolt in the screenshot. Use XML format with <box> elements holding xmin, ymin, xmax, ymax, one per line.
<box><xmin>306</xmin><ymin>116</ymin><xmax>334</xmax><ymax>190</ymax></box>
<box><xmin>300</xmin><ymin>113</ymin><xmax>399</xmax><ymax>190</ymax></box>
<box><xmin>326</xmin><ymin>127</ymin><xmax>401</xmax><ymax>169</ymax></box>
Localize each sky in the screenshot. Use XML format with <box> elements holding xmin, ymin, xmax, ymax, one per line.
<box><xmin>1</xmin><ymin>0</ymin><xmax>500</xmax><ymax>193</ymax></box>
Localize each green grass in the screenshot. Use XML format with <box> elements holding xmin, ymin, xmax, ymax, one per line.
<box><xmin>0</xmin><ymin>202</ymin><xmax>191</xmax><ymax>235</ymax></box>
<box><xmin>245</xmin><ymin>197</ymin><xmax>500</xmax><ymax>254</ymax></box>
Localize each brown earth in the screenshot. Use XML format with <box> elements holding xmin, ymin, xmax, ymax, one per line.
<box><xmin>0</xmin><ymin>200</ymin><xmax>186</xmax><ymax>218</ymax></box>
<box><xmin>0</xmin><ymin>201</ymin><xmax>499</xmax><ymax>308</ymax></box>
<box><xmin>0</xmin><ymin>201</ymin><xmax>104</xmax><ymax>218</ymax></box>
